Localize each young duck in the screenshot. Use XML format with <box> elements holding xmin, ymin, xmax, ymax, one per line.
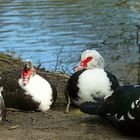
<box><xmin>79</xmin><ymin>85</ymin><xmax>140</xmax><ymax>135</ymax></box>
<box><xmin>65</xmin><ymin>50</ymin><xmax>119</xmax><ymax>112</ymax></box>
<box><xmin>0</xmin><ymin>60</ymin><xmax>57</xmax><ymax>112</ymax></box>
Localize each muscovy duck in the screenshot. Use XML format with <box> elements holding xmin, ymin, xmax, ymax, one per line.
<box><xmin>0</xmin><ymin>60</ymin><xmax>57</xmax><ymax>112</ymax></box>
<box><xmin>65</xmin><ymin>50</ymin><xmax>119</xmax><ymax>112</ymax></box>
<box><xmin>79</xmin><ymin>85</ymin><xmax>140</xmax><ymax>135</ymax></box>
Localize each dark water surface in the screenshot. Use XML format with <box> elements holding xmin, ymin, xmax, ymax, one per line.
<box><xmin>0</xmin><ymin>0</ymin><xmax>140</xmax><ymax>81</ymax></box>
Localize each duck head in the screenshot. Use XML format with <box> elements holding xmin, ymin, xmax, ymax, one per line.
<box><xmin>22</xmin><ymin>60</ymin><xmax>35</xmax><ymax>86</ymax></box>
<box><xmin>75</xmin><ymin>50</ymin><xmax>105</xmax><ymax>71</ymax></box>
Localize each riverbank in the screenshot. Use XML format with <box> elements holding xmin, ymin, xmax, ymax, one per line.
<box><xmin>0</xmin><ymin>52</ymin><xmax>139</xmax><ymax>140</ymax></box>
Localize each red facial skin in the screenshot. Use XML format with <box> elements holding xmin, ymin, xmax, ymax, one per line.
<box><xmin>22</xmin><ymin>68</ymin><xmax>34</xmax><ymax>86</ymax></box>
<box><xmin>74</xmin><ymin>56</ymin><xmax>93</xmax><ymax>72</ymax></box>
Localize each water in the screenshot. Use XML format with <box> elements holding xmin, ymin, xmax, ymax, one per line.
<box><xmin>0</xmin><ymin>0</ymin><xmax>140</xmax><ymax>77</ymax></box>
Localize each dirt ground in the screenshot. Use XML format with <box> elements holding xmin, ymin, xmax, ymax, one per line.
<box><xmin>0</xmin><ymin>72</ymin><xmax>139</xmax><ymax>140</ymax></box>
<box><xmin>0</xmin><ymin>53</ymin><xmax>139</xmax><ymax>140</ymax></box>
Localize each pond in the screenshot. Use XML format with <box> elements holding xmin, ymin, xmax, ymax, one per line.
<box><xmin>0</xmin><ymin>0</ymin><xmax>140</xmax><ymax>83</ymax></box>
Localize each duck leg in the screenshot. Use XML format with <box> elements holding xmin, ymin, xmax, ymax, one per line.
<box><xmin>65</xmin><ymin>90</ymin><xmax>71</xmax><ymax>113</ymax></box>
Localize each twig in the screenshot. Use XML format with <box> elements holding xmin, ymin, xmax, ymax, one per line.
<box><xmin>54</xmin><ymin>45</ymin><xmax>64</xmax><ymax>71</ymax></box>
<box><xmin>4</xmin><ymin>124</ymin><xmax>19</xmax><ymax>130</ymax></box>
<box><xmin>7</xmin><ymin>108</ymin><xmax>22</xmax><ymax>112</ymax></box>
<box><xmin>116</xmin><ymin>0</ymin><xmax>128</xmax><ymax>6</ymax></box>
<box><xmin>37</xmin><ymin>63</ymin><xmax>41</xmax><ymax>69</ymax></box>
<box><xmin>43</xmin><ymin>111</ymin><xmax>54</xmax><ymax>117</ymax></box>
<box><xmin>61</xmin><ymin>66</ymin><xmax>66</xmax><ymax>74</ymax></box>
<box><xmin>135</xmin><ymin>25</ymin><xmax>140</xmax><ymax>83</ymax></box>
<box><xmin>30</xmin><ymin>116</ymin><xmax>37</xmax><ymax>125</ymax></box>
<box><xmin>136</xmin><ymin>25</ymin><xmax>140</xmax><ymax>53</ymax></box>
<box><xmin>65</xmin><ymin>89</ymin><xmax>71</xmax><ymax>113</ymax></box>
<box><xmin>138</xmin><ymin>57</ymin><xmax>140</xmax><ymax>84</ymax></box>
<box><xmin>8</xmin><ymin>125</ymin><xmax>19</xmax><ymax>130</ymax></box>
<box><xmin>33</xmin><ymin>127</ymin><xmax>49</xmax><ymax>131</ymax></box>
<box><xmin>33</xmin><ymin>126</ymin><xmax>67</xmax><ymax>131</ymax></box>
<box><xmin>38</xmin><ymin>70</ymin><xmax>70</xmax><ymax>79</ymax></box>
<box><xmin>7</xmin><ymin>108</ymin><xmax>35</xmax><ymax>113</ymax></box>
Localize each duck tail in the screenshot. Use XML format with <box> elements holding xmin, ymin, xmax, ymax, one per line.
<box><xmin>79</xmin><ymin>101</ymin><xmax>103</xmax><ymax>115</ymax></box>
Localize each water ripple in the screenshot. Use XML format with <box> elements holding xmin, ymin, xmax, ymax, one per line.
<box><xmin>0</xmin><ymin>0</ymin><xmax>139</xmax><ymax>74</ymax></box>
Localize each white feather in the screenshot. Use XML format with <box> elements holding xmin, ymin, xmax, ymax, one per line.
<box><xmin>73</xmin><ymin>68</ymin><xmax>113</xmax><ymax>105</ymax></box>
<box><xmin>0</xmin><ymin>87</ymin><xmax>3</xmax><ymax>97</ymax></box>
<box><xmin>115</xmin><ymin>114</ymin><xmax>117</xmax><ymax>119</ymax></box>
<box><xmin>18</xmin><ymin>75</ymin><xmax>53</xmax><ymax>112</ymax></box>
<box><xmin>118</xmin><ymin>115</ymin><xmax>125</xmax><ymax>121</ymax></box>
<box><xmin>131</xmin><ymin>102</ymin><xmax>135</xmax><ymax>109</ymax></box>
<box><xmin>127</xmin><ymin>111</ymin><xmax>135</xmax><ymax>120</ymax></box>
<box><xmin>115</xmin><ymin>114</ymin><xmax>125</xmax><ymax>121</ymax></box>
<box><xmin>81</xmin><ymin>50</ymin><xmax>105</xmax><ymax>69</ymax></box>
<box><xmin>134</xmin><ymin>85</ymin><xmax>140</xmax><ymax>88</ymax></box>
<box><xmin>135</xmin><ymin>99</ymin><xmax>139</xmax><ymax>106</ymax></box>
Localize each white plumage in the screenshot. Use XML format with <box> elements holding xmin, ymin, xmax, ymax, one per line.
<box><xmin>74</xmin><ymin>68</ymin><xmax>113</xmax><ymax>105</ymax></box>
<box><xmin>75</xmin><ymin>49</ymin><xmax>105</xmax><ymax>71</ymax></box>
<box><xmin>18</xmin><ymin>74</ymin><xmax>53</xmax><ymax>112</ymax></box>
<box><xmin>81</xmin><ymin>50</ymin><xmax>105</xmax><ymax>69</ymax></box>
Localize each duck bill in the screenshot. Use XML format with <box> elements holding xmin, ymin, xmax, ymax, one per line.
<box><xmin>22</xmin><ymin>68</ymin><xmax>34</xmax><ymax>86</ymax></box>
<box><xmin>74</xmin><ymin>65</ymin><xmax>86</xmax><ymax>72</ymax></box>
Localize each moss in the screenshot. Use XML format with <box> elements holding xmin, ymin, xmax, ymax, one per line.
<box><xmin>0</xmin><ymin>52</ymin><xmax>23</xmax><ymax>73</ymax></box>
